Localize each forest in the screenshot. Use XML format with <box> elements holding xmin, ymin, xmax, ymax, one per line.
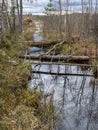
<box><xmin>0</xmin><ymin>0</ymin><xmax>98</xmax><ymax>130</ymax></box>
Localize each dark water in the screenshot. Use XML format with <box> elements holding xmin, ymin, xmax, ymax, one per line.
<box><xmin>28</xmin><ymin>27</ymin><xmax>98</xmax><ymax>130</ymax></box>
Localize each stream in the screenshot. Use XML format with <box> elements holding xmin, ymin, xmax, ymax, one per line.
<box><xmin>28</xmin><ymin>27</ymin><xmax>98</xmax><ymax>130</ymax></box>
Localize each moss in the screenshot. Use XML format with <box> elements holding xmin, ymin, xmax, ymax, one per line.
<box><xmin>0</xmin><ymin>32</ymin><xmax>55</xmax><ymax>130</ymax></box>
<box><xmin>22</xmin><ymin>28</ymin><xmax>35</xmax><ymax>41</ymax></box>
<box><xmin>0</xmin><ymin>121</ymin><xmax>11</xmax><ymax>130</ymax></box>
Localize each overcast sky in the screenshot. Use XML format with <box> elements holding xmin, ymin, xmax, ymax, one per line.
<box><xmin>8</xmin><ymin>0</ymin><xmax>96</xmax><ymax>15</ymax></box>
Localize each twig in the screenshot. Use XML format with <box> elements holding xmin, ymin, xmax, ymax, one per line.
<box><xmin>45</xmin><ymin>40</ymin><xmax>65</xmax><ymax>55</ymax></box>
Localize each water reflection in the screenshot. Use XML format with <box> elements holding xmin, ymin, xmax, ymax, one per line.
<box><xmin>29</xmin><ymin>64</ymin><xmax>98</xmax><ymax>130</ymax></box>
<box><xmin>33</xmin><ymin>27</ymin><xmax>44</xmax><ymax>42</ymax></box>
<box><xmin>29</xmin><ymin>21</ymin><xmax>98</xmax><ymax>130</ymax></box>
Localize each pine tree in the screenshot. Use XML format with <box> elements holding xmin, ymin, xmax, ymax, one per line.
<box><xmin>44</xmin><ymin>0</ymin><xmax>56</xmax><ymax>15</ymax></box>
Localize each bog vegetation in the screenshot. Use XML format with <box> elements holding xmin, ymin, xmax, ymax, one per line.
<box><xmin>0</xmin><ymin>1</ymin><xmax>55</xmax><ymax>130</ymax></box>
<box><xmin>0</xmin><ymin>32</ymin><xmax>55</xmax><ymax>130</ymax></box>
<box><xmin>0</xmin><ymin>0</ymin><xmax>98</xmax><ymax>130</ymax></box>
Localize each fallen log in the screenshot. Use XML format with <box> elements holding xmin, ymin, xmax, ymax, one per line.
<box><xmin>32</xmin><ymin>70</ymin><xmax>93</xmax><ymax>77</ymax></box>
<box><xmin>19</xmin><ymin>40</ymin><xmax>62</xmax><ymax>47</ymax></box>
<box><xmin>19</xmin><ymin>55</ymin><xmax>91</xmax><ymax>63</ymax></box>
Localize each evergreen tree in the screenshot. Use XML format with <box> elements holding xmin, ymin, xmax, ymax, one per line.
<box><xmin>44</xmin><ymin>0</ymin><xmax>56</xmax><ymax>15</ymax></box>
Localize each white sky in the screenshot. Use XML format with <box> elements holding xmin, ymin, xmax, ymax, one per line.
<box><xmin>23</xmin><ymin>0</ymin><xmax>97</xmax><ymax>14</ymax></box>
<box><xmin>8</xmin><ymin>0</ymin><xmax>97</xmax><ymax>15</ymax></box>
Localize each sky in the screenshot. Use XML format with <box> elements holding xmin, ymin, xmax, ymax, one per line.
<box><xmin>8</xmin><ymin>0</ymin><xmax>97</xmax><ymax>15</ymax></box>
<box><xmin>22</xmin><ymin>0</ymin><xmax>97</xmax><ymax>15</ymax></box>
<box><xmin>23</xmin><ymin>0</ymin><xmax>48</xmax><ymax>15</ymax></box>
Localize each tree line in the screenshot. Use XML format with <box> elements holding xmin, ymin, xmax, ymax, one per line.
<box><xmin>0</xmin><ymin>0</ymin><xmax>98</xmax><ymax>42</ymax></box>
<box><xmin>0</xmin><ymin>0</ymin><xmax>25</xmax><ymax>43</ymax></box>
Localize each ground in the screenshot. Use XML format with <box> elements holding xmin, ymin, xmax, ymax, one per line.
<box><xmin>0</xmin><ymin>32</ymin><xmax>55</xmax><ymax>130</ymax></box>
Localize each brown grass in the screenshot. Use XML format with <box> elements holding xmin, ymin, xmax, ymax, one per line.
<box><xmin>62</xmin><ymin>39</ymin><xmax>97</xmax><ymax>57</ymax></box>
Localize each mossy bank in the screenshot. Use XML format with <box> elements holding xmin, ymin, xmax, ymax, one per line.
<box><xmin>0</xmin><ymin>33</ymin><xmax>55</xmax><ymax>130</ymax></box>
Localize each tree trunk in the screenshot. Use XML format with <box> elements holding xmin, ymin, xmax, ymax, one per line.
<box><xmin>20</xmin><ymin>0</ymin><xmax>23</xmax><ymax>32</ymax></box>
<box><xmin>65</xmin><ymin>0</ymin><xmax>71</xmax><ymax>41</ymax></box>
<box><xmin>16</xmin><ymin>0</ymin><xmax>21</xmax><ymax>31</ymax></box>
<box><xmin>81</xmin><ymin>0</ymin><xmax>84</xmax><ymax>14</ymax></box>
<box><xmin>11</xmin><ymin>0</ymin><xmax>16</xmax><ymax>32</ymax></box>
<box><xmin>0</xmin><ymin>0</ymin><xmax>3</xmax><ymax>43</ymax></box>
<box><xmin>59</xmin><ymin>0</ymin><xmax>62</xmax><ymax>34</ymax></box>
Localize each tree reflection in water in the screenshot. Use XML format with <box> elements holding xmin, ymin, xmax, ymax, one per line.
<box><xmin>29</xmin><ymin>64</ymin><xmax>98</xmax><ymax>130</ymax></box>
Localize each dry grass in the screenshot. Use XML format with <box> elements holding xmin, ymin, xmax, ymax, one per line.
<box><xmin>0</xmin><ymin>32</ymin><xmax>56</xmax><ymax>130</ymax></box>
<box><xmin>62</xmin><ymin>39</ymin><xmax>97</xmax><ymax>57</ymax></box>
<box><xmin>22</xmin><ymin>18</ymin><xmax>36</xmax><ymax>41</ymax></box>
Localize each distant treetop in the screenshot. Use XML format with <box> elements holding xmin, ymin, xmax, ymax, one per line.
<box><xmin>44</xmin><ymin>0</ymin><xmax>57</xmax><ymax>15</ymax></box>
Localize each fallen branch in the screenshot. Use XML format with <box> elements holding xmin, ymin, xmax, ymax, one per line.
<box><xmin>45</xmin><ymin>40</ymin><xmax>65</xmax><ymax>55</ymax></box>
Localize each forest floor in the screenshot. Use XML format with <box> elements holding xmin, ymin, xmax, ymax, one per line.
<box><xmin>1</xmin><ymin>17</ymin><xmax>98</xmax><ymax>130</ymax></box>
<box><xmin>0</xmin><ymin>33</ymin><xmax>55</xmax><ymax>130</ymax></box>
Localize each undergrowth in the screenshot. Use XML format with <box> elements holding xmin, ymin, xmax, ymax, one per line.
<box><xmin>0</xmin><ymin>32</ymin><xmax>55</xmax><ymax>130</ymax></box>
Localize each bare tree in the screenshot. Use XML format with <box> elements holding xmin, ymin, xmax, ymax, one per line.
<box><xmin>20</xmin><ymin>0</ymin><xmax>23</xmax><ymax>32</ymax></box>
<box><xmin>0</xmin><ymin>0</ymin><xmax>3</xmax><ymax>43</ymax></box>
<box><xmin>11</xmin><ymin>0</ymin><xmax>16</xmax><ymax>32</ymax></box>
<box><xmin>88</xmin><ymin>0</ymin><xmax>92</xmax><ymax>13</ymax></box>
<box><xmin>65</xmin><ymin>0</ymin><xmax>71</xmax><ymax>41</ymax></box>
<box><xmin>16</xmin><ymin>0</ymin><xmax>21</xmax><ymax>30</ymax></box>
<box><xmin>94</xmin><ymin>0</ymin><xmax>98</xmax><ymax>58</ymax></box>
<box><xmin>5</xmin><ymin>0</ymin><xmax>23</xmax><ymax>33</ymax></box>
<box><xmin>58</xmin><ymin>0</ymin><xmax>62</xmax><ymax>34</ymax></box>
<box><xmin>81</xmin><ymin>0</ymin><xmax>84</xmax><ymax>14</ymax></box>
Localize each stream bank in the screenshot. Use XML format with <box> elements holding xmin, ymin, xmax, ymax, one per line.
<box><xmin>28</xmin><ymin>26</ymin><xmax>98</xmax><ymax>130</ymax></box>
<box><xmin>0</xmin><ymin>32</ymin><xmax>55</xmax><ymax>130</ymax></box>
